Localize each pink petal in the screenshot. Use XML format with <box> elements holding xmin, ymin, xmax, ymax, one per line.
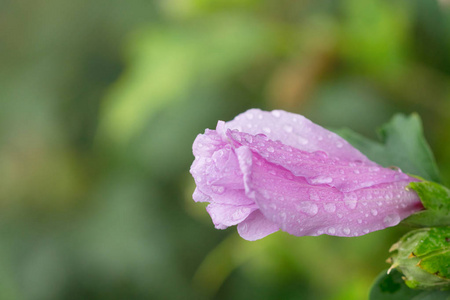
<box><xmin>207</xmin><ymin>203</ymin><xmax>258</xmax><ymax>229</ymax></box>
<box><xmin>244</xmin><ymin>154</ymin><xmax>423</xmax><ymax>237</ymax></box>
<box><xmin>225</xmin><ymin>109</ymin><xmax>374</xmax><ymax>165</ymax></box>
<box><xmin>237</xmin><ymin>210</ymin><xmax>279</xmax><ymax>241</ymax></box>
<box><xmin>227</xmin><ymin>130</ymin><xmax>411</xmax><ymax>192</ymax></box>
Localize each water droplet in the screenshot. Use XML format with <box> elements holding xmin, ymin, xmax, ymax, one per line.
<box><xmin>246</xmin><ymin>113</ymin><xmax>254</xmax><ymax>120</ymax></box>
<box><xmin>324</xmin><ymin>203</ymin><xmax>336</xmax><ymax>213</ymax></box>
<box><xmin>267</xmin><ymin>146</ymin><xmax>275</xmax><ymax>153</ymax></box>
<box><xmin>353</xmin><ymin>169</ymin><xmax>360</xmax><ymax>174</ymax></box>
<box><xmin>344</xmin><ymin>193</ymin><xmax>358</xmax><ymax>209</ymax></box>
<box><xmin>280</xmin><ymin>212</ymin><xmax>287</xmax><ymax>221</ymax></box>
<box><xmin>369</xmin><ymin>167</ymin><xmax>380</xmax><ymax>172</ymax></box>
<box><xmin>271</xmin><ymin>110</ymin><xmax>281</xmax><ymax>118</ymax></box>
<box><xmin>295</xmin><ymin>202</ymin><xmax>319</xmax><ymax>216</ymax></box>
<box><xmin>263</xmin><ymin>127</ymin><xmax>271</xmax><ymax>133</ymax></box>
<box><xmin>244</xmin><ymin>135</ymin><xmax>253</xmax><ymax>143</ymax></box>
<box><xmin>343</xmin><ymin>227</ymin><xmax>351</xmax><ymax>235</ymax></box>
<box><xmin>317</xmin><ymin>136</ymin><xmax>323</xmax><ymax>141</ymax></box>
<box><xmin>357</xmin><ymin>219</ymin><xmax>362</xmax><ymax>224</ymax></box>
<box><xmin>315</xmin><ymin>151</ymin><xmax>328</xmax><ymax>159</ymax></box>
<box><xmin>363</xmin><ymin>229</ymin><xmax>369</xmax><ymax>234</ymax></box>
<box><xmin>198</xmin><ymin>143</ymin><xmax>203</xmax><ymax>148</ymax></box>
<box><xmin>257</xmin><ymin>114</ymin><xmax>263</xmax><ymax>120</ymax></box>
<box><xmin>298</xmin><ymin>137</ymin><xmax>309</xmax><ymax>145</ymax></box>
<box><xmin>283</xmin><ymin>125</ymin><xmax>293</xmax><ymax>133</ymax></box>
<box><xmin>269</xmin><ymin>203</ymin><xmax>277</xmax><ymax>210</ymax></box>
<box><xmin>336</xmin><ymin>141</ymin><xmax>343</xmax><ymax>148</ymax></box>
<box><xmin>232</xmin><ymin>207</ymin><xmax>250</xmax><ymax>221</ymax></box>
<box><xmin>383</xmin><ymin>214</ymin><xmax>400</xmax><ymax>226</ymax></box>
<box><xmin>310</xmin><ymin>176</ymin><xmax>333</xmax><ymax>184</ymax></box>
<box><xmin>309</xmin><ymin>190</ymin><xmax>320</xmax><ymax>201</ymax></box>
<box><xmin>337</xmin><ymin>213</ymin><xmax>343</xmax><ymax>218</ymax></box>
<box><xmin>232</xmin><ymin>133</ymin><xmax>242</xmax><ymax>142</ymax></box>
<box><xmin>377</xmin><ymin>201</ymin><xmax>382</xmax><ymax>206</ymax></box>
<box><xmin>371</xmin><ymin>209</ymin><xmax>378</xmax><ymax>216</ymax></box>
<box><xmin>328</xmin><ymin>227</ymin><xmax>336</xmax><ymax>234</ymax></box>
<box><xmin>268</xmin><ymin>170</ymin><xmax>277</xmax><ymax>176</ymax></box>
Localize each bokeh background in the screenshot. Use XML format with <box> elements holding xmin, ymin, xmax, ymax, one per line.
<box><xmin>2</xmin><ymin>0</ymin><xmax>450</xmax><ymax>299</ymax></box>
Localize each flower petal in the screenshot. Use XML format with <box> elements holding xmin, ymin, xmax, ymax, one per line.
<box><xmin>225</xmin><ymin>109</ymin><xmax>374</xmax><ymax>164</ymax></box>
<box><xmin>207</xmin><ymin>203</ymin><xmax>258</xmax><ymax>229</ymax></box>
<box><xmin>227</xmin><ymin>130</ymin><xmax>411</xmax><ymax>192</ymax></box>
<box><xmin>237</xmin><ymin>210</ymin><xmax>279</xmax><ymax>241</ymax></box>
<box><xmin>243</xmin><ymin>154</ymin><xmax>423</xmax><ymax>237</ymax></box>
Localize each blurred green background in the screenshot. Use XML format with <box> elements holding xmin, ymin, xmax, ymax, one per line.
<box><xmin>2</xmin><ymin>0</ymin><xmax>450</xmax><ymax>299</ymax></box>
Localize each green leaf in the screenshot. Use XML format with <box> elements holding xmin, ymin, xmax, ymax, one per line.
<box><xmin>369</xmin><ymin>269</ymin><xmax>423</xmax><ymax>300</ymax></box>
<box><xmin>337</xmin><ymin>114</ymin><xmax>441</xmax><ymax>183</ymax></box>
<box><xmin>369</xmin><ymin>269</ymin><xmax>450</xmax><ymax>300</ymax></box>
<box><xmin>405</xmin><ymin>181</ymin><xmax>450</xmax><ymax>227</ymax></box>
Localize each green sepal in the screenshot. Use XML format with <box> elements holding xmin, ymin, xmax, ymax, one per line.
<box><xmin>387</xmin><ymin>227</ymin><xmax>450</xmax><ymax>290</ymax></box>
<box><xmin>404</xmin><ymin>181</ymin><xmax>450</xmax><ymax>227</ymax></box>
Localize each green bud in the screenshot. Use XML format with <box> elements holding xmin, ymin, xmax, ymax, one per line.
<box><xmin>388</xmin><ymin>227</ymin><xmax>450</xmax><ymax>290</ymax></box>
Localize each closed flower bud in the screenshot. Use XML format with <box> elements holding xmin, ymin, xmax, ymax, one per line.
<box><xmin>388</xmin><ymin>227</ymin><xmax>450</xmax><ymax>290</ymax></box>
<box><xmin>190</xmin><ymin>109</ymin><xmax>423</xmax><ymax>241</ymax></box>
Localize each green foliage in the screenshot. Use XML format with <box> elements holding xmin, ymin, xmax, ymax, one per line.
<box><xmin>369</xmin><ymin>269</ymin><xmax>450</xmax><ymax>300</ymax></box>
<box><xmin>337</xmin><ymin>114</ymin><xmax>441</xmax><ymax>183</ymax></box>
<box><xmin>405</xmin><ymin>181</ymin><xmax>450</xmax><ymax>226</ymax></box>
<box><xmin>387</xmin><ymin>227</ymin><xmax>450</xmax><ymax>290</ymax></box>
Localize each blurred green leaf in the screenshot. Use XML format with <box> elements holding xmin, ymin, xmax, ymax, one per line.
<box><xmin>98</xmin><ymin>15</ymin><xmax>274</xmax><ymax>145</ymax></box>
<box><xmin>369</xmin><ymin>269</ymin><xmax>422</xmax><ymax>300</ymax></box>
<box><xmin>405</xmin><ymin>181</ymin><xmax>450</xmax><ymax>226</ymax></box>
<box><xmin>337</xmin><ymin>114</ymin><xmax>441</xmax><ymax>182</ymax></box>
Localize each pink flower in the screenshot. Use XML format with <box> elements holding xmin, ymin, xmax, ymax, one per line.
<box><xmin>190</xmin><ymin>109</ymin><xmax>423</xmax><ymax>241</ymax></box>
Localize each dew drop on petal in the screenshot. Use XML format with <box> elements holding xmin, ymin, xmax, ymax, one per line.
<box><xmin>232</xmin><ymin>207</ymin><xmax>250</xmax><ymax>221</ymax></box>
<box><xmin>371</xmin><ymin>209</ymin><xmax>378</xmax><ymax>216</ymax></box>
<box><xmin>363</xmin><ymin>229</ymin><xmax>369</xmax><ymax>234</ymax></box>
<box><xmin>344</xmin><ymin>193</ymin><xmax>357</xmax><ymax>209</ymax></box>
<box><xmin>283</xmin><ymin>125</ymin><xmax>293</xmax><ymax>133</ymax></box>
<box><xmin>336</xmin><ymin>141</ymin><xmax>343</xmax><ymax>148</ymax></box>
<box><xmin>244</xmin><ymin>135</ymin><xmax>253</xmax><ymax>143</ymax></box>
<box><xmin>383</xmin><ymin>214</ymin><xmax>400</xmax><ymax>226</ymax></box>
<box><xmin>246</xmin><ymin>113</ymin><xmax>254</xmax><ymax>120</ymax></box>
<box><xmin>267</xmin><ymin>146</ymin><xmax>275</xmax><ymax>153</ymax></box>
<box><xmin>324</xmin><ymin>203</ymin><xmax>336</xmax><ymax>213</ymax></box>
<box><xmin>343</xmin><ymin>227</ymin><xmax>351</xmax><ymax>235</ymax></box>
<box><xmin>296</xmin><ymin>202</ymin><xmax>319</xmax><ymax>216</ymax></box>
<box><xmin>298</xmin><ymin>137</ymin><xmax>309</xmax><ymax>145</ymax></box>
<box><xmin>357</xmin><ymin>219</ymin><xmax>362</xmax><ymax>224</ymax></box>
<box><xmin>310</xmin><ymin>176</ymin><xmax>333</xmax><ymax>184</ymax></box>
<box><xmin>263</xmin><ymin>127</ymin><xmax>271</xmax><ymax>133</ymax></box>
<box><xmin>328</xmin><ymin>227</ymin><xmax>336</xmax><ymax>234</ymax></box>
<box><xmin>271</xmin><ymin>110</ymin><xmax>281</xmax><ymax>118</ymax></box>
<box><xmin>309</xmin><ymin>190</ymin><xmax>320</xmax><ymax>201</ymax></box>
